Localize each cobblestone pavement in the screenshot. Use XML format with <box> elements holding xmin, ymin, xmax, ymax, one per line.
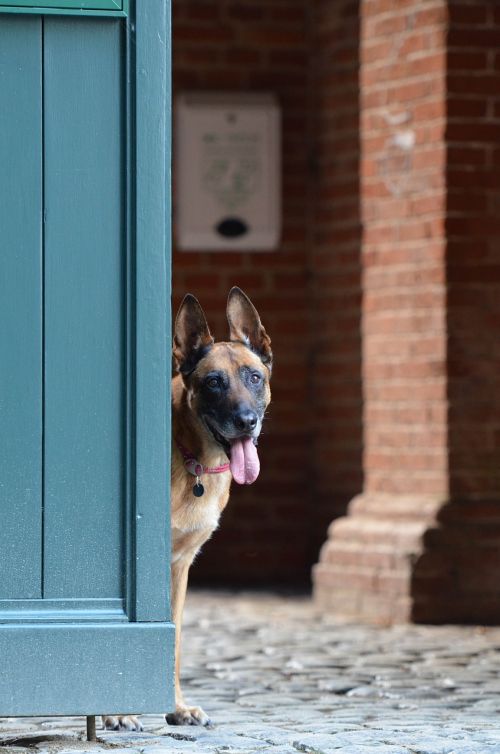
<box><xmin>2</xmin><ymin>590</ymin><xmax>500</xmax><ymax>754</ymax></box>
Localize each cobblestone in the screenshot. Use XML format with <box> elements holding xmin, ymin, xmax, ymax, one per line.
<box><xmin>2</xmin><ymin>591</ymin><xmax>500</xmax><ymax>754</ymax></box>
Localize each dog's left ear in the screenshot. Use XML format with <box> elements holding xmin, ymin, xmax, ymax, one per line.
<box><xmin>174</xmin><ymin>294</ymin><xmax>214</xmax><ymax>376</ymax></box>
<box><xmin>227</xmin><ymin>287</ymin><xmax>272</xmax><ymax>372</ymax></box>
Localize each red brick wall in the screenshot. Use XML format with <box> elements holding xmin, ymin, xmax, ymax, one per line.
<box><xmin>314</xmin><ymin>0</ymin><xmax>500</xmax><ymax>624</ymax></box>
<box><xmin>173</xmin><ymin>1</ymin><xmax>500</xmax><ymax>615</ymax></box>
<box><xmin>446</xmin><ymin>2</ymin><xmax>500</xmax><ymax>500</ymax></box>
<box><xmin>173</xmin><ymin>0</ymin><xmax>314</xmax><ymax>584</ymax></box>
<box><xmin>313</xmin><ymin>0</ymin><xmax>451</xmax><ymax>622</ymax></box>
<box><xmin>409</xmin><ymin>1</ymin><xmax>500</xmax><ymax>623</ymax></box>
<box><xmin>421</xmin><ymin>1</ymin><xmax>500</xmax><ymax>622</ymax></box>
<box><xmin>360</xmin><ymin>0</ymin><xmax>449</xmax><ymax>497</ymax></box>
<box><xmin>309</xmin><ymin>0</ymin><xmax>363</xmax><ymax>557</ymax></box>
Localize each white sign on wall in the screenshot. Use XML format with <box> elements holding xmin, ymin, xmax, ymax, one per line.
<box><xmin>175</xmin><ymin>92</ymin><xmax>281</xmax><ymax>251</ymax></box>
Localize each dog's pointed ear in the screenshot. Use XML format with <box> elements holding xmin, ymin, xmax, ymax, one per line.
<box><xmin>173</xmin><ymin>294</ymin><xmax>214</xmax><ymax>375</ymax></box>
<box><xmin>226</xmin><ymin>287</ymin><xmax>272</xmax><ymax>371</ymax></box>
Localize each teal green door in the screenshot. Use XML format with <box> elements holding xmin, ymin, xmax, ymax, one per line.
<box><xmin>0</xmin><ymin>0</ymin><xmax>174</xmax><ymax>715</ymax></box>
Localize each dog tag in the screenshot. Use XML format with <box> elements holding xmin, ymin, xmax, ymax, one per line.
<box><xmin>193</xmin><ymin>477</ymin><xmax>204</xmax><ymax>497</ymax></box>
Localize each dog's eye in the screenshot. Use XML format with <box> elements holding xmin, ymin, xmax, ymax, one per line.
<box><xmin>206</xmin><ymin>377</ymin><xmax>220</xmax><ymax>389</ymax></box>
<box><xmin>250</xmin><ymin>373</ymin><xmax>262</xmax><ymax>385</ymax></box>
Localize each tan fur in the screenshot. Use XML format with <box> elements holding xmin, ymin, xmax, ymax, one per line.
<box><xmin>104</xmin><ymin>289</ymin><xmax>271</xmax><ymax>731</ymax></box>
<box><xmin>169</xmin><ymin>343</ymin><xmax>270</xmax><ymax>725</ymax></box>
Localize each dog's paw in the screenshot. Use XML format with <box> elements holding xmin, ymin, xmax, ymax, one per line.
<box><xmin>165</xmin><ymin>704</ymin><xmax>212</xmax><ymax>727</ymax></box>
<box><xmin>102</xmin><ymin>715</ymin><xmax>143</xmax><ymax>732</ymax></box>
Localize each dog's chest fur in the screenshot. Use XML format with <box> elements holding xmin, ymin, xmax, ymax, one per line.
<box><xmin>171</xmin><ymin>457</ymin><xmax>231</xmax><ymax>564</ymax></box>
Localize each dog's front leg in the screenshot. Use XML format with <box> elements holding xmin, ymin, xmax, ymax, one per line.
<box><xmin>165</xmin><ymin>558</ymin><xmax>211</xmax><ymax>727</ymax></box>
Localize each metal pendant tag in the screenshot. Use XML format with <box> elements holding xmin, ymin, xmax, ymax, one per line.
<box><xmin>193</xmin><ymin>477</ymin><xmax>204</xmax><ymax>497</ymax></box>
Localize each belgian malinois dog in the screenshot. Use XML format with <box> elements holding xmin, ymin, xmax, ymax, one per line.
<box><xmin>104</xmin><ymin>287</ymin><xmax>272</xmax><ymax>731</ymax></box>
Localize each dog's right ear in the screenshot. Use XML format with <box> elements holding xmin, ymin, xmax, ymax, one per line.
<box><xmin>227</xmin><ymin>286</ymin><xmax>272</xmax><ymax>371</ymax></box>
<box><xmin>173</xmin><ymin>294</ymin><xmax>214</xmax><ymax>376</ymax></box>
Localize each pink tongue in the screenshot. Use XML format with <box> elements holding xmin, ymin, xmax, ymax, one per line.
<box><xmin>230</xmin><ymin>436</ymin><xmax>260</xmax><ymax>485</ymax></box>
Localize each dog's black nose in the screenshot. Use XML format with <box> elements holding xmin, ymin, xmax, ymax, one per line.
<box><xmin>234</xmin><ymin>408</ymin><xmax>258</xmax><ymax>433</ymax></box>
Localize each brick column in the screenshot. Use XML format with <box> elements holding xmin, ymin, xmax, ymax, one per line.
<box><xmin>435</xmin><ymin>1</ymin><xmax>500</xmax><ymax>623</ymax></box>
<box><xmin>314</xmin><ymin>0</ymin><xmax>500</xmax><ymax>624</ymax></box>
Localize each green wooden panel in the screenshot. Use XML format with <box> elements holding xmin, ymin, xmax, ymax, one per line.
<box><xmin>43</xmin><ymin>18</ymin><xmax>125</xmax><ymax>599</ymax></box>
<box><xmin>132</xmin><ymin>0</ymin><xmax>172</xmax><ymax>622</ymax></box>
<box><xmin>0</xmin><ymin>622</ymin><xmax>174</xmax><ymax>715</ymax></box>
<box><xmin>0</xmin><ymin>0</ymin><xmax>128</xmax><ymax>15</ymax></box>
<box><xmin>0</xmin><ymin>17</ymin><xmax>42</xmax><ymax>600</ymax></box>
<box><xmin>0</xmin><ymin>0</ymin><xmax>121</xmax><ymax>6</ymax></box>
<box><xmin>0</xmin><ymin>598</ymin><xmax>125</xmax><ymax>622</ymax></box>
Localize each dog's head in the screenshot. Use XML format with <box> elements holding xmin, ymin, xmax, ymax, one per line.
<box><xmin>173</xmin><ymin>287</ymin><xmax>272</xmax><ymax>484</ymax></box>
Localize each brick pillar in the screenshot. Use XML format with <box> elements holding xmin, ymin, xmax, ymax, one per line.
<box><xmin>432</xmin><ymin>1</ymin><xmax>500</xmax><ymax>623</ymax></box>
<box><xmin>313</xmin><ymin>0</ymin><xmax>500</xmax><ymax>623</ymax></box>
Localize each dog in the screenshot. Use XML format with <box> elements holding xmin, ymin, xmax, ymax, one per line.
<box><xmin>104</xmin><ymin>287</ymin><xmax>272</xmax><ymax>731</ymax></box>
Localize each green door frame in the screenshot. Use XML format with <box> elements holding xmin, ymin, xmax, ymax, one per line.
<box><xmin>0</xmin><ymin>0</ymin><xmax>174</xmax><ymax>716</ymax></box>
<box><xmin>0</xmin><ymin>0</ymin><xmax>128</xmax><ymax>16</ymax></box>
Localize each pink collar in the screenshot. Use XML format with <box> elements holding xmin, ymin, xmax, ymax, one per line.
<box><xmin>176</xmin><ymin>439</ymin><xmax>230</xmax><ymax>476</ymax></box>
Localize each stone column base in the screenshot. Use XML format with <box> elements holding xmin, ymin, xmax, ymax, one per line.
<box><xmin>313</xmin><ymin>493</ymin><xmax>500</xmax><ymax>624</ymax></box>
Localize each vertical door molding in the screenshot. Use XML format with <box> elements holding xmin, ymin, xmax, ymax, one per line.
<box><xmin>130</xmin><ymin>0</ymin><xmax>172</xmax><ymax>624</ymax></box>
